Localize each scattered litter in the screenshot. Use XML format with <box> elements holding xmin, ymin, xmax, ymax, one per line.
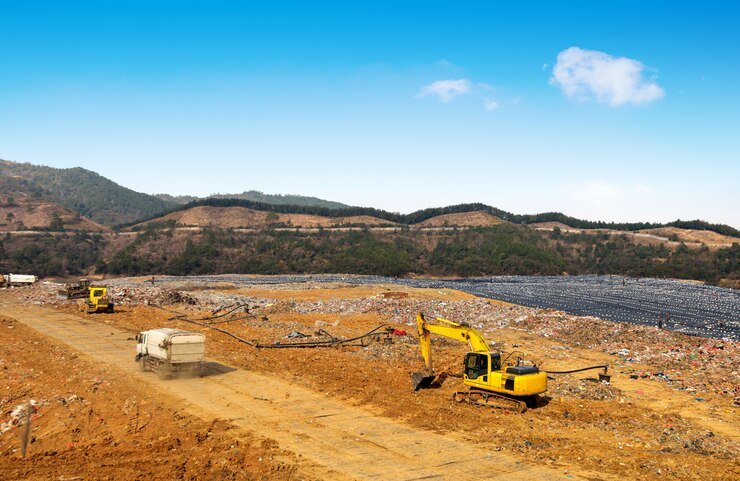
<box><xmin>1</xmin><ymin>400</ymin><xmax>40</xmax><ymax>434</ymax></box>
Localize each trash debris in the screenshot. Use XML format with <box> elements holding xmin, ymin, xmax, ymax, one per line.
<box><xmin>1</xmin><ymin>400</ymin><xmax>40</xmax><ymax>434</ymax></box>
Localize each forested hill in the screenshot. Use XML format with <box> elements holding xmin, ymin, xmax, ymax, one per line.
<box><xmin>126</xmin><ymin>197</ymin><xmax>740</xmax><ymax>237</ymax></box>
<box><xmin>3</xmin><ymin>159</ymin><xmax>738</xmax><ymax>237</ymax></box>
<box><xmin>1</xmin><ymin>225</ymin><xmax>737</xmax><ymax>286</ymax></box>
<box><xmin>156</xmin><ymin>190</ymin><xmax>350</xmax><ymax>209</ymax></box>
<box><xmin>0</xmin><ymin>160</ymin><xmax>175</xmax><ymax>225</ymax></box>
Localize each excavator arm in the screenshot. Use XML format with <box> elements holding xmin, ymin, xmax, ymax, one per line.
<box><xmin>412</xmin><ymin>312</ymin><xmax>492</xmax><ymax>390</ymax></box>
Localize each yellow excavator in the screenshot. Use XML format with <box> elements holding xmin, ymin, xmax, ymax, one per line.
<box><xmin>411</xmin><ymin>312</ymin><xmax>547</xmax><ymax>412</ymax></box>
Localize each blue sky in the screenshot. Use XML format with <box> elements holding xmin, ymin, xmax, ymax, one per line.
<box><xmin>1</xmin><ymin>1</ymin><xmax>738</xmax><ymax>226</ymax></box>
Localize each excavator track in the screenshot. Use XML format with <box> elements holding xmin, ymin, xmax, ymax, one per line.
<box><xmin>452</xmin><ymin>389</ymin><xmax>529</xmax><ymax>413</ymax></box>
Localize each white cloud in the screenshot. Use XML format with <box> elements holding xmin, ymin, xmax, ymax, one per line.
<box><xmin>483</xmin><ymin>98</ymin><xmax>499</xmax><ymax>111</ymax></box>
<box><xmin>416</xmin><ymin>79</ymin><xmax>471</xmax><ymax>103</ymax></box>
<box><xmin>550</xmin><ymin>47</ymin><xmax>664</xmax><ymax>106</ymax></box>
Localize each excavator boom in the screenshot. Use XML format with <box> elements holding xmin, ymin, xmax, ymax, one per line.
<box><xmin>412</xmin><ymin>313</ymin><xmax>491</xmax><ymax>390</ymax></box>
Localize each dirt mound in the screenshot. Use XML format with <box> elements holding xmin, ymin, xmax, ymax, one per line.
<box><xmin>134</xmin><ymin>206</ymin><xmax>395</xmax><ymax>229</ymax></box>
<box><xmin>415</xmin><ymin>211</ymin><xmax>505</xmax><ymax>227</ymax></box>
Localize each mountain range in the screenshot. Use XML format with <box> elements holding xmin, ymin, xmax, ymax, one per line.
<box><xmin>1</xmin><ymin>159</ymin><xmax>738</xmax><ymax>239</ymax></box>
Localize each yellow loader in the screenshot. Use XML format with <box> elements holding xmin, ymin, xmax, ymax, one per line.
<box><xmin>78</xmin><ymin>286</ymin><xmax>115</xmax><ymax>314</ymax></box>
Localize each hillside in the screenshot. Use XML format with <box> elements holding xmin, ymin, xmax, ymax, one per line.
<box><xmin>1</xmin><ymin>225</ymin><xmax>737</xmax><ymax>284</ymax></box>
<box><xmin>415</xmin><ymin>211</ymin><xmax>505</xmax><ymax>227</ymax></box>
<box><xmin>0</xmin><ymin>198</ymin><xmax>107</xmax><ymax>232</ymax></box>
<box><xmin>156</xmin><ymin>190</ymin><xmax>350</xmax><ymax>209</ymax></box>
<box><xmin>0</xmin><ymin>160</ymin><xmax>175</xmax><ymax>225</ymax></box>
<box><xmin>130</xmin><ymin>198</ymin><xmax>739</xmax><ymax>237</ymax></box>
<box><xmin>132</xmin><ymin>201</ymin><xmax>738</xmax><ymax>253</ymax></box>
<box><xmin>531</xmin><ymin>222</ymin><xmax>740</xmax><ymax>250</ymax></box>
<box><xmin>2</xmin><ymin>160</ymin><xmax>738</xmax><ymax>242</ymax></box>
<box><xmin>132</xmin><ymin>205</ymin><xmax>396</xmax><ymax>229</ymax></box>
<box><xmin>639</xmin><ymin>227</ymin><xmax>740</xmax><ymax>248</ymax></box>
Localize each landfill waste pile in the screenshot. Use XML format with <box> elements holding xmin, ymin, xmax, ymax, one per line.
<box><xmin>550</xmin><ymin>377</ymin><xmax>622</xmax><ymax>401</ymax></box>
<box><xmin>145</xmin><ymin>274</ymin><xmax>740</xmax><ymax>340</ymax></box>
<box><xmin>19</xmin><ymin>275</ymin><xmax>737</xmax><ymax>406</ymax></box>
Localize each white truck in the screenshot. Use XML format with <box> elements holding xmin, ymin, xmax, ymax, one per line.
<box><xmin>2</xmin><ymin>274</ymin><xmax>38</xmax><ymax>287</ymax></box>
<box><xmin>135</xmin><ymin>328</ymin><xmax>205</xmax><ymax>379</ymax></box>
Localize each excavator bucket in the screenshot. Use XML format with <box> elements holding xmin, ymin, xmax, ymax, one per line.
<box><xmin>411</xmin><ymin>371</ymin><xmax>449</xmax><ymax>391</ymax></box>
<box><xmin>411</xmin><ymin>371</ymin><xmax>435</xmax><ymax>391</ymax></box>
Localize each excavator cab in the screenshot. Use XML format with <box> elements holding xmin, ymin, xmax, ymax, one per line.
<box><xmin>463</xmin><ymin>352</ymin><xmax>501</xmax><ymax>381</ymax></box>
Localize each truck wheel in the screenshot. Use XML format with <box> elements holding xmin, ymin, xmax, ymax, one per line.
<box><xmin>138</xmin><ymin>357</ymin><xmax>147</xmax><ymax>372</ymax></box>
<box><xmin>157</xmin><ymin>362</ymin><xmax>170</xmax><ymax>380</ymax></box>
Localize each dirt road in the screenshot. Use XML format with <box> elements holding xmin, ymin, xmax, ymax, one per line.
<box><xmin>0</xmin><ymin>300</ymin><xmax>589</xmax><ymax>481</ymax></box>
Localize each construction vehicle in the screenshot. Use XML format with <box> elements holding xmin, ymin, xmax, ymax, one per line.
<box><xmin>78</xmin><ymin>286</ymin><xmax>115</xmax><ymax>314</ymax></box>
<box><xmin>411</xmin><ymin>312</ymin><xmax>547</xmax><ymax>412</ymax></box>
<box><xmin>135</xmin><ymin>328</ymin><xmax>205</xmax><ymax>379</ymax></box>
<box><xmin>2</xmin><ymin>274</ymin><xmax>38</xmax><ymax>287</ymax></box>
<box><xmin>60</xmin><ymin>279</ymin><xmax>92</xmax><ymax>299</ymax></box>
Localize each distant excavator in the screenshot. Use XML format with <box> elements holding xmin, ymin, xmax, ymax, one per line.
<box><xmin>411</xmin><ymin>312</ymin><xmax>548</xmax><ymax>412</ymax></box>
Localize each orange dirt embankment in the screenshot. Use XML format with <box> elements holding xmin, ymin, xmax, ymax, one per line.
<box><xmin>228</xmin><ymin>283</ymin><xmax>487</xmax><ymax>302</ymax></box>
<box><xmin>0</xmin><ymin>314</ymin><xmax>304</xmax><ymax>481</ymax></box>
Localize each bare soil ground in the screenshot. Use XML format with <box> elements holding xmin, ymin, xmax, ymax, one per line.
<box><xmin>226</xmin><ymin>283</ymin><xmax>485</xmax><ymax>302</ymax></box>
<box><xmin>0</xmin><ymin>314</ymin><xmax>304</xmax><ymax>481</ymax></box>
<box><xmin>1</xmin><ymin>282</ymin><xmax>738</xmax><ymax>480</ymax></box>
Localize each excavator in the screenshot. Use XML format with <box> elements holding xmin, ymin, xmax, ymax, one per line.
<box><xmin>411</xmin><ymin>312</ymin><xmax>548</xmax><ymax>412</ymax></box>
